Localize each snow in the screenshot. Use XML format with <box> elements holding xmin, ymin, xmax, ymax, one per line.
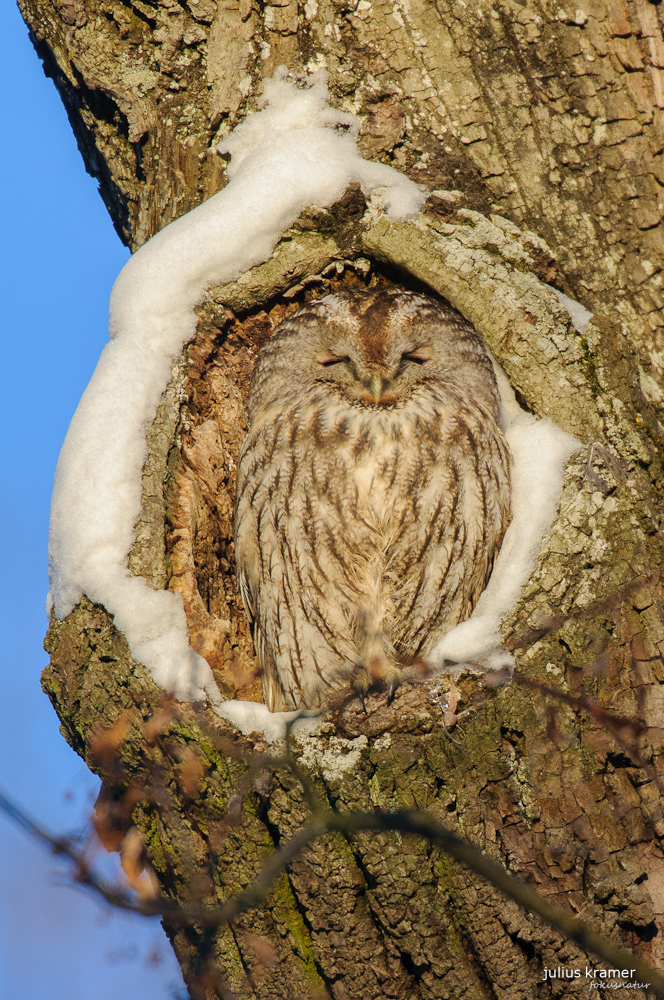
<box><xmin>217</xmin><ymin>701</ymin><xmax>322</xmax><ymax>742</ymax></box>
<box><xmin>48</xmin><ymin>68</ymin><xmax>425</xmax><ymax>702</ymax></box>
<box><xmin>545</xmin><ymin>283</ymin><xmax>593</xmax><ymax>334</ymax></box>
<box><xmin>49</xmin><ymin>65</ymin><xmax>580</xmax><ymax>732</ymax></box>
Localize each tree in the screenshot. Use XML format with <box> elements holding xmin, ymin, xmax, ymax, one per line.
<box><xmin>15</xmin><ymin>0</ymin><xmax>664</xmax><ymax>996</ymax></box>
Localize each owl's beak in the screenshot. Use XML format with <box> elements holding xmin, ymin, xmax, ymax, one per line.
<box><xmin>368</xmin><ymin>375</ymin><xmax>384</xmax><ymax>403</ymax></box>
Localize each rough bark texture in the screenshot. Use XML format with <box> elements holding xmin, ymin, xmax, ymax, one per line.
<box><xmin>20</xmin><ymin>0</ymin><xmax>664</xmax><ymax>996</ymax></box>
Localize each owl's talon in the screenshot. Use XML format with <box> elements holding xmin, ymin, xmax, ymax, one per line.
<box><xmin>355</xmin><ymin>676</ymin><xmax>369</xmax><ymax>714</ymax></box>
<box><xmin>386</xmin><ymin>672</ymin><xmax>400</xmax><ymax>706</ymax></box>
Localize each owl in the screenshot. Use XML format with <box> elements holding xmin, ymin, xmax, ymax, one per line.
<box><xmin>234</xmin><ymin>288</ymin><xmax>512</xmax><ymax>712</ymax></box>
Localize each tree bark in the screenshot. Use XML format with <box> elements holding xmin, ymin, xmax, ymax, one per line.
<box><xmin>19</xmin><ymin>0</ymin><xmax>664</xmax><ymax>996</ymax></box>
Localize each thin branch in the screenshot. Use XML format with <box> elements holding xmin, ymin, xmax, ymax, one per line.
<box><xmin>513</xmin><ymin>669</ymin><xmax>664</xmax><ymax>803</ymax></box>
<box><xmin>1</xmin><ymin>787</ymin><xmax>661</xmax><ymax>995</ymax></box>
<box><xmin>193</xmin><ymin>707</ymin><xmax>326</xmax><ymax>815</ymax></box>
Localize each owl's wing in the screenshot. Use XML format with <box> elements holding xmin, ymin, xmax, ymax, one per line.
<box><xmin>247</xmin><ymin>607</ymin><xmax>284</xmax><ymax>712</ymax></box>
<box><xmin>236</xmin><ymin>561</ymin><xmax>255</xmax><ymax>623</ymax></box>
<box><xmin>253</xmin><ymin>624</ymin><xmax>285</xmax><ymax>712</ymax></box>
<box><xmin>235</xmin><ymin>509</ymin><xmax>285</xmax><ymax>712</ymax></box>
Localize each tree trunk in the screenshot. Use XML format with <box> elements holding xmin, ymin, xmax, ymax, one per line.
<box><xmin>19</xmin><ymin>0</ymin><xmax>664</xmax><ymax>996</ymax></box>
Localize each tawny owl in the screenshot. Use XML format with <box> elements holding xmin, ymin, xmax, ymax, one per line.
<box><xmin>234</xmin><ymin>288</ymin><xmax>512</xmax><ymax>712</ymax></box>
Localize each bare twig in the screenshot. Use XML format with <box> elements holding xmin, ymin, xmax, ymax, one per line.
<box><xmin>1</xmin><ymin>787</ymin><xmax>662</xmax><ymax>995</ymax></box>
<box><xmin>512</xmin><ymin>669</ymin><xmax>664</xmax><ymax>802</ymax></box>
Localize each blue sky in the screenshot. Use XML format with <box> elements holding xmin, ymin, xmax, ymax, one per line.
<box><xmin>1</xmin><ymin>4</ymin><xmax>186</xmax><ymax>996</ymax></box>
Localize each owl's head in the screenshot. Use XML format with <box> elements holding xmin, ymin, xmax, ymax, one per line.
<box><xmin>248</xmin><ymin>288</ymin><xmax>500</xmax><ymax>418</ymax></box>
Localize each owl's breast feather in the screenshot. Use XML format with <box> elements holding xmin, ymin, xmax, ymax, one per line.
<box><xmin>350</xmin><ymin>429</ymin><xmax>400</xmax><ymax>526</ymax></box>
<box><xmin>322</xmin><ymin>403</ymin><xmax>417</xmax><ymax>532</ymax></box>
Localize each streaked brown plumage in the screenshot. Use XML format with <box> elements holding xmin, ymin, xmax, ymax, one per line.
<box><xmin>234</xmin><ymin>288</ymin><xmax>512</xmax><ymax>711</ymax></box>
